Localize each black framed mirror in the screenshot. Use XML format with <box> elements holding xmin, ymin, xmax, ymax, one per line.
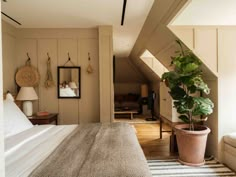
<box><xmin>57</xmin><ymin>66</ymin><xmax>81</xmax><ymax>99</ymax></box>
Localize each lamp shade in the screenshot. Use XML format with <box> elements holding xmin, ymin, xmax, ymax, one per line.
<box><xmin>69</xmin><ymin>82</ymin><xmax>77</xmax><ymax>89</ymax></box>
<box><xmin>141</xmin><ymin>84</ymin><xmax>148</xmax><ymax>97</ymax></box>
<box><xmin>16</xmin><ymin>87</ymin><xmax>38</xmax><ymax>101</ymax></box>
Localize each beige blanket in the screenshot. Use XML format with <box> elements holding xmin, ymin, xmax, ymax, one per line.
<box><xmin>29</xmin><ymin>123</ymin><xmax>152</xmax><ymax>177</ymax></box>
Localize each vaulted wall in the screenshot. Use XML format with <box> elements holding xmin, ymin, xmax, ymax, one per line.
<box><xmin>170</xmin><ymin>25</ymin><xmax>236</xmax><ymax>163</ymax></box>
<box><xmin>130</xmin><ymin>0</ymin><xmax>220</xmax><ymax>160</ymax></box>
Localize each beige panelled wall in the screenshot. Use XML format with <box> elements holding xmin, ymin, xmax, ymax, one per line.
<box><xmin>170</xmin><ymin>26</ymin><xmax>236</xmax><ymax>162</ymax></box>
<box><xmin>8</xmin><ymin>27</ymin><xmax>100</xmax><ymax>124</ymax></box>
<box><xmin>16</xmin><ymin>39</ymin><xmax>39</xmax><ymax>113</ymax></box>
<box><xmin>79</xmin><ymin>38</ymin><xmax>99</xmax><ymax>123</ymax></box>
<box><xmin>170</xmin><ymin>26</ymin><xmax>218</xmax><ymax>75</ymax></box>
<box><xmin>218</xmin><ymin>28</ymin><xmax>236</xmax><ymax>161</ymax></box>
<box><xmin>99</xmin><ymin>26</ymin><xmax>114</xmax><ymax>123</ymax></box>
<box><xmin>2</xmin><ymin>21</ymin><xmax>17</xmax><ymax>93</ymax></box>
<box><xmin>38</xmin><ymin>39</ymin><xmax>58</xmax><ymax>113</ymax></box>
<box><xmin>169</xmin><ymin>26</ymin><xmax>219</xmax><ymax>159</ymax></box>
<box><xmin>57</xmin><ymin>39</ymin><xmax>79</xmax><ymax>124</ymax></box>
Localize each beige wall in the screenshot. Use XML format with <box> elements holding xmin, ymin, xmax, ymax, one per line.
<box><xmin>2</xmin><ymin>21</ymin><xmax>100</xmax><ymax>124</ymax></box>
<box><xmin>98</xmin><ymin>26</ymin><xmax>114</xmax><ymax>123</ymax></box>
<box><xmin>170</xmin><ymin>26</ymin><xmax>219</xmax><ymax>158</ymax></box>
<box><xmin>114</xmin><ymin>57</ymin><xmax>148</xmax><ymax>95</ymax></box>
<box><xmin>115</xmin><ymin>57</ymin><xmax>147</xmax><ymax>83</ymax></box>
<box><xmin>218</xmin><ymin>28</ymin><xmax>236</xmax><ymax>161</ymax></box>
<box><xmin>170</xmin><ymin>25</ymin><xmax>236</xmax><ymax>162</ymax></box>
<box><xmin>2</xmin><ymin>21</ymin><xmax>17</xmax><ymax>93</ymax></box>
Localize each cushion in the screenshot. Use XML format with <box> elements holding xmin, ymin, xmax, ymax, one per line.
<box><xmin>224</xmin><ymin>133</ymin><xmax>236</xmax><ymax>148</ymax></box>
<box><xmin>3</xmin><ymin>100</ymin><xmax>33</xmax><ymax>138</ymax></box>
<box><xmin>225</xmin><ymin>143</ymin><xmax>236</xmax><ymax>156</ymax></box>
<box><xmin>122</xmin><ymin>102</ymin><xmax>140</xmax><ymax>109</ymax></box>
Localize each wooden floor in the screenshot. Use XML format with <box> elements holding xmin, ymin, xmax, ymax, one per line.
<box><xmin>131</xmin><ymin>123</ymin><xmax>177</xmax><ymax>159</ymax></box>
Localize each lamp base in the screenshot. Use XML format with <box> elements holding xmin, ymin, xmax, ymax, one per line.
<box><xmin>23</xmin><ymin>101</ymin><xmax>33</xmax><ymax>117</ymax></box>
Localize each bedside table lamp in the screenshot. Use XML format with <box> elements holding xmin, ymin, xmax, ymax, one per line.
<box><xmin>141</xmin><ymin>84</ymin><xmax>148</xmax><ymax>103</ymax></box>
<box><xmin>69</xmin><ymin>81</ymin><xmax>78</xmax><ymax>95</ymax></box>
<box><xmin>16</xmin><ymin>87</ymin><xmax>38</xmax><ymax>117</ymax></box>
<box><xmin>69</xmin><ymin>81</ymin><xmax>77</xmax><ymax>89</ymax></box>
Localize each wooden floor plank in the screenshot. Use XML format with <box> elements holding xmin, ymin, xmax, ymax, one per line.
<box><xmin>131</xmin><ymin>123</ymin><xmax>177</xmax><ymax>159</ymax></box>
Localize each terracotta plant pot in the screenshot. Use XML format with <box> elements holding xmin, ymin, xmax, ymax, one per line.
<box><xmin>174</xmin><ymin>124</ymin><xmax>210</xmax><ymax>166</ymax></box>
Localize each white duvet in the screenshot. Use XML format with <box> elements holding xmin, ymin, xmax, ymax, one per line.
<box><xmin>5</xmin><ymin>125</ymin><xmax>77</xmax><ymax>177</ymax></box>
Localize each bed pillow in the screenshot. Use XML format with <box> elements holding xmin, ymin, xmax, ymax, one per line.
<box><xmin>3</xmin><ymin>100</ymin><xmax>34</xmax><ymax>138</ymax></box>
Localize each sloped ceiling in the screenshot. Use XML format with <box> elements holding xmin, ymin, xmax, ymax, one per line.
<box><xmin>115</xmin><ymin>58</ymin><xmax>147</xmax><ymax>83</ymax></box>
<box><xmin>172</xmin><ymin>0</ymin><xmax>236</xmax><ymax>25</ymax></box>
<box><xmin>130</xmin><ymin>0</ymin><xmax>217</xmax><ymax>83</ymax></box>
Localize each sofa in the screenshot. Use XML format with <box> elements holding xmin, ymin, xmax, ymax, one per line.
<box><xmin>114</xmin><ymin>94</ymin><xmax>141</xmax><ymax>113</ymax></box>
<box><xmin>223</xmin><ymin>133</ymin><xmax>236</xmax><ymax>171</ymax></box>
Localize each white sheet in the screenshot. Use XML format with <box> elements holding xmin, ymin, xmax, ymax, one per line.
<box><xmin>59</xmin><ymin>87</ymin><xmax>76</xmax><ymax>96</ymax></box>
<box><xmin>5</xmin><ymin>124</ymin><xmax>77</xmax><ymax>177</ymax></box>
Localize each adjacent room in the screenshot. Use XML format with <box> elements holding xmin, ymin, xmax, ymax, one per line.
<box><xmin>1</xmin><ymin>0</ymin><xmax>236</xmax><ymax>177</ymax></box>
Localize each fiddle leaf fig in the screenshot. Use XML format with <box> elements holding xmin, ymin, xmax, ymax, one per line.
<box><xmin>161</xmin><ymin>40</ymin><xmax>214</xmax><ymax>130</ymax></box>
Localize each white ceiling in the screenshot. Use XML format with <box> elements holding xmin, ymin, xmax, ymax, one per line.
<box><xmin>1</xmin><ymin>0</ymin><xmax>154</xmax><ymax>58</ymax></box>
<box><xmin>171</xmin><ymin>0</ymin><xmax>236</xmax><ymax>25</ymax></box>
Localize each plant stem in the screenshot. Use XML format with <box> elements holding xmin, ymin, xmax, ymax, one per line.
<box><xmin>189</xmin><ymin>111</ymin><xmax>194</xmax><ymax>131</ymax></box>
<box><xmin>178</xmin><ymin>40</ymin><xmax>185</xmax><ymax>56</ymax></box>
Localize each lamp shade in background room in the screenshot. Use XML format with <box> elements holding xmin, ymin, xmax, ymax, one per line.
<box><xmin>141</xmin><ymin>84</ymin><xmax>148</xmax><ymax>98</ymax></box>
<box><xmin>69</xmin><ymin>82</ymin><xmax>77</xmax><ymax>89</ymax></box>
<box><xmin>16</xmin><ymin>87</ymin><xmax>38</xmax><ymax>117</ymax></box>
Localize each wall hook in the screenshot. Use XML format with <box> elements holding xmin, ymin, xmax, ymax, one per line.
<box><xmin>47</xmin><ymin>52</ymin><xmax>50</xmax><ymax>61</ymax></box>
<box><xmin>88</xmin><ymin>52</ymin><xmax>91</xmax><ymax>61</ymax></box>
<box><xmin>63</xmin><ymin>52</ymin><xmax>75</xmax><ymax>66</ymax></box>
<box><xmin>25</xmin><ymin>53</ymin><xmax>31</xmax><ymax>65</ymax></box>
<box><xmin>27</xmin><ymin>53</ymin><xmax>31</xmax><ymax>61</ymax></box>
<box><xmin>87</xmin><ymin>52</ymin><xmax>93</xmax><ymax>74</ymax></box>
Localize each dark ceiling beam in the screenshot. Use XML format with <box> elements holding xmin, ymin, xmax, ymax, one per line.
<box><xmin>121</xmin><ymin>0</ymin><xmax>127</xmax><ymax>26</ymax></box>
<box><xmin>1</xmin><ymin>12</ymin><xmax>22</xmax><ymax>25</ymax></box>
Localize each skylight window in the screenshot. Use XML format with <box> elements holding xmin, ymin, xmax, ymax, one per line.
<box><xmin>140</xmin><ymin>50</ymin><xmax>168</xmax><ymax>78</ymax></box>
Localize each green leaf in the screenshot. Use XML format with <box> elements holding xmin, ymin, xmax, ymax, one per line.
<box><xmin>169</xmin><ymin>87</ymin><xmax>186</xmax><ymax>100</ymax></box>
<box><xmin>174</xmin><ymin>100</ymin><xmax>189</xmax><ymax>114</ymax></box>
<box><xmin>182</xmin><ymin>63</ymin><xmax>199</xmax><ymax>73</ymax></box>
<box><xmin>192</xmin><ymin>97</ymin><xmax>214</xmax><ymax>116</ymax></box>
<box><xmin>191</xmin><ymin>77</ymin><xmax>210</xmax><ymax>94</ymax></box>
<box><xmin>161</xmin><ymin>71</ymin><xmax>180</xmax><ymax>89</ymax></box>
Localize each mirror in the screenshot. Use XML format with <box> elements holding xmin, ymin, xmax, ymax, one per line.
<box><xmin>57</xmin><ymin>66</ymin><xmax>81</xmax><ymax>99</ymax></box>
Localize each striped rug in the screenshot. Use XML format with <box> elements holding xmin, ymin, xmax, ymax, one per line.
<box><xmin>148</xmin><ymin>159</ymin><xmax>236</xmax><ymax>177</ymax></box>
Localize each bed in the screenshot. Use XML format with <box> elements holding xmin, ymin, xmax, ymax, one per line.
<box><xmin>4</xmin><ymin>99</ymin><xmax>151</xmax><ymax>177</ymax></box>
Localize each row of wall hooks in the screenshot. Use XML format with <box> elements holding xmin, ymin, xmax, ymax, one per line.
<box><xmin>25</xmin><ymin>52</ymin><xmax>94</xmax><ymax>74</ymax></box>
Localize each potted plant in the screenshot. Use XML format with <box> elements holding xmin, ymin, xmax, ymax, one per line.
<box><xmin>161</xmin><ymin>40</ymin><xmax>214</xmax><ymax>166</ymax></box>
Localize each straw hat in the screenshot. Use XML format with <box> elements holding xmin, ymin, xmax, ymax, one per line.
<box><xmin>15</xmin><ymin>65</ymin><xmax>40</xmax><ymax>87</ymax></box>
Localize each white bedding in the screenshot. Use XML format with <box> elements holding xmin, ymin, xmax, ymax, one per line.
<box><xmin>5</xmin><ymin>124</ymin><xmax>77</xmax><ymax>177</ymax></box>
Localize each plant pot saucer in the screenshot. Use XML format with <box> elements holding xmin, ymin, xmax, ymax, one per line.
<box><xmin>178</xmin><ymin>158</ymin><xmax>205</xmax><ymax>166</ymax></box>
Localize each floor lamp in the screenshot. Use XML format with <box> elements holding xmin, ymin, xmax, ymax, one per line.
<box><xmin>146</xmin><ymin>90</ymin><xmax>157</xmax><ymax>121</ymax></box>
